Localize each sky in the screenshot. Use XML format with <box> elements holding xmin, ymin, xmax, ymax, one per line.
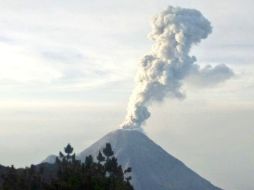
<box><xmin>0</xmin><ymin>0</ymin><xmax>253</xmax><ymax>189</ymax></box>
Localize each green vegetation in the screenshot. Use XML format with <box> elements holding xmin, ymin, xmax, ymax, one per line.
<box><xmin>0</xmin><ymin>143</ymin><xmax>133</xmax><ymax>190</ymax></box>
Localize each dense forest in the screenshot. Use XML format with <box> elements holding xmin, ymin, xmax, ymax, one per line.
<box><xmin>0</xmin><ymin>143</ymin><xmax>134</xmax><ymax>190</ymax></box>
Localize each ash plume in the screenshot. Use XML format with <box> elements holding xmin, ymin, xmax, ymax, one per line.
<box><xmin>121</xmin><ymin>6</ymin><xmax>234</xmax><ymax>129</ymax></box>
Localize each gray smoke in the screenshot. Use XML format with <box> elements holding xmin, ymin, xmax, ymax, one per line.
<box><xmin>121</xmin><ymin>6</ymin><xmax>234</xmax><ymax>129</ymax></box>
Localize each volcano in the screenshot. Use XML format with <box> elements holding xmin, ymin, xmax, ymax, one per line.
<box><xmin>43</xmin><ymin>129</ymin><xmax>221</xmax><ymax>189</ymax></box>
<box><xmin>73</xmin><ymin>129</ymin><xmax>221</xmax><ymax>190</ymax></box>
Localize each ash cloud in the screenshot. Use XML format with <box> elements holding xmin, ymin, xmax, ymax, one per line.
<box><xmin>121</xmin><ymin>6</ymin><xmax>234</xmax><ymax>129</ymax></box>
<box><xmin>187</xmin><ymin>64</ymin><xmax>234</xmax><ymax>87</ymax></box>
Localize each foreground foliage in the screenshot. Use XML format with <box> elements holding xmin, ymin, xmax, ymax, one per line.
<box><xmin>1</xmin><ymin>143</ymin><xmax>133</xmax><ymax>190</ymax></box>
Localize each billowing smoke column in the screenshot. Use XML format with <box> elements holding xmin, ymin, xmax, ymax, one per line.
<box><xmin>121</xmin><ymin>6</ymin><xmax>234</xmax><ymax>129</ymax></box>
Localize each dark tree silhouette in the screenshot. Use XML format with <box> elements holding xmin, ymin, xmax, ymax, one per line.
<box><xmin>97</xmin><ymin>151</ymin><xmax>105</xmax><ymax>164</ymax></box>
<box><xmin>103</xmin><ymin>143</ymin><xmax>114</xmax><ymax>160</ymax></box>
<box><xmin>0</xmin><ymin>143</ymin><xmax>134</xmax><ymax>190</ymax></box>
<box><xmin>85</xmin><ymin>155</ymin><xmax>93</xmax><ymax>167</ymax></box>
<box><xmin>64</xmin><ymin>143</ymin><xmax>74</xmax><ymax>161</ymax></box>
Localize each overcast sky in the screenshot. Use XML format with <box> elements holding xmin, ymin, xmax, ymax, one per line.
<box><xmin>0</xmin><ymin>1</ymin><xmax>253</xmax><ymax>190</ymax></box>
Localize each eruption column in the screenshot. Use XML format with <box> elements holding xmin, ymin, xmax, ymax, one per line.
<box><xmin>121</xmin><ymin>6</ymin><xmax>234</xmax><ymax>129</ymax></box>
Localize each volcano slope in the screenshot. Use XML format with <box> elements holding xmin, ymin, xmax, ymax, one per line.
<box><xmin>77</xmin><ymin>129</ymin><xmax>221</xmax><ymax>190</ymax></box>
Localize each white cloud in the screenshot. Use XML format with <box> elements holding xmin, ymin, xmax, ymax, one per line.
<box><xmin>0</xmin><ymin>43</ymin><xmax>62</xmax><ymax>83</ymax></box>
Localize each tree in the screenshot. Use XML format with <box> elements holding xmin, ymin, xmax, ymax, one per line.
<box><xmin>64</xmin><ymin>144</ymin><xmax>74</xmax><ymax>161</ymax></box>
<box><xmin>85</xmin><ymin>155</ymin><xmax>93</xmax><ymax>168</ymax></box>
<box><xmin>103</xmin><ymin>143</ymin><xmax>114</xmax><ymax>160</ymax></box>
<box><xmin>97</xmin><ymin>151</ymin><xmax>105</xmax><ymax>164</ymax></box>
<box><xmin>0</xmin><ymin>143</ymin><xmax>134</xmax><ymax>190</ymax></box>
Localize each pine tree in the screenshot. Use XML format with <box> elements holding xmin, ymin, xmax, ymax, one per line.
<box><xmin>85</xmin><ymin>155</ymin><xmax>93</xmax><ymax>168</ymax></box>
<box><xmin>97</xmin><ymin>151</ymin><xmax>105</xmax><ymax>164</ymax></box>
<box><xmin>64</xmin><ymin>143</ymin><xmax>74</xmax><ymax>161</ymax></box>
<box><xmin>103</xmin><ymin>143</ymin><xmax>114</xmax><ymax>160</ymax></box>
<box><xmin>0</xmin><ymin>143</ymin><xmax>134</xmax><ymax>190</ymax></box>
